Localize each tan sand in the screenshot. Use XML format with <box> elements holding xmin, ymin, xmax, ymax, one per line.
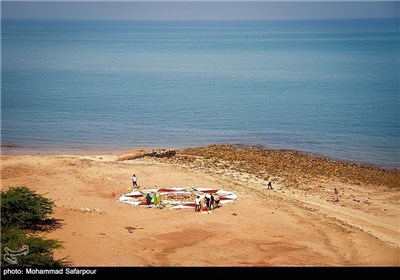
<box><xmin>1</xmin><ymin>144</ymin><xmax>399</xmax><ymax>266</ymax></box>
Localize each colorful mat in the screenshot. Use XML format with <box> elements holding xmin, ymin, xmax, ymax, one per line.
<box><xmin>119</xmin><ymin>187</ymin><xmax>237</xmax><ymax>209</ymax></box>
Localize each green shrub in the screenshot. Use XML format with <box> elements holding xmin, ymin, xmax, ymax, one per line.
<box><xmin>1</xmin><ymin>186</ymin><xmax>55</xmax><ymax>229</ymax></box>
<box><xmin>1</xmin><ymin>186</ymin><xmax>68</xmax><ymax>267</ymax></box>
<box><xmin>1</xmin><ymin>227</ymin><xmax>67</xmax><ymax>267</ymax></box>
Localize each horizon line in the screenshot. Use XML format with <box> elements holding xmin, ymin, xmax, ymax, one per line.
<box><xmin>2</xmin><ymin>17</ymin><xmax>398</xmax><ymax>21</ymax></box>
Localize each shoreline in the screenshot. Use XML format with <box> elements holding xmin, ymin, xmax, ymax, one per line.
<box><xmin>1</xmin><ymin>144</ymin><xmax>399</xmax><ymax>265</ymax></box>
<box><xmin>1</xmin><ymin>143</ymin><xmax>398</xmax><ymax>171</ymax></box>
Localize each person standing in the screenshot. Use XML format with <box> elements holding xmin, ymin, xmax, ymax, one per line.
<box><xmin>210</xmin><ymin>194</ymin><xmax>215</xmax><ymax>210</ymax></box>
<box><xmin>132</xmin><ymin>174</ymin><xmax>137</xmax><ymax>187</ymax></box>
<box><xmin>146</xmin><ymin>193</ymin><xmax>152</xmax><ymax>207</ymax></box>
<box><xmin>153</xmin><ymin>192</ymin><xmax>159</xmax><ymax>207</ymax></box>
<box><xmin>199</xmin><ymin>197</ymin><xmax>205</xmax><ymax>211</ymax></box>
<box><xmin>158</xmin><ymin>194</ymin><xmax>163</xmax><ymax>209</ymax></box>
<box><xmin>195</xmin><ymin>196</ymin><xmax>200</xmax><ymax>212</ymax></box>
<box><xmin>267</xmin><ymin>181</ymin><xmax>273</xmax><ymax>189</ymax></box>
<box><xmin>204</xmin><ymin>194</ymin><xmax>210</xmax><ymax>211</ymax></box>
<box><xmin>333</xmin><ymin>188</ymin><xmax>339</xmax><ymax>202</ymax></box>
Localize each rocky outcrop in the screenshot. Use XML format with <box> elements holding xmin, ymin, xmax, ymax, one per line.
<box><xmin>147</xmin><ymin>149</ymin><xmax>177</xmax><ymax>158</ymax></box>
<box><xmin>117</xmin><ymin>149</ymin><xmax>176</xmax><ymax>161</ymax></box>
<box><xmin>159</xmin><ymin>144</ymin><xmax>400</xmax><ymax>190</ymax></box>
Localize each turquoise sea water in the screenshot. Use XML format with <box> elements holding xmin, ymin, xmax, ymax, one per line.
<box><xmin>1</xmin><ymin>19</ymin><xmax>399</xmax><ymax>168</ymax></box>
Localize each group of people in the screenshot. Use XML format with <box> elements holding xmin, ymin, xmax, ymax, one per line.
<box><xmin>195</xmin><ymin>193</ymin><xmax>219</xmax><ymax>212</ymax></box>
<box><xmin>145</xmin><ymin>191</ymin><xmax>163</xmax><ymax>208</ymax></box>
<box><xmin>131</xmin><ymin>173</ymin><xmax>221</xmax><ymax>211</ymax></box>
<box><xmin>132</xmin><ymin>174</ymin><xmax>161</xmax><ymax>208</ymax></box>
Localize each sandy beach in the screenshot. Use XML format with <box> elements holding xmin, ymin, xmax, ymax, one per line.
<box><xmin>1</xmin><ymin>144</ymin><xmax>399</xmax><ymax>266</ymax></box>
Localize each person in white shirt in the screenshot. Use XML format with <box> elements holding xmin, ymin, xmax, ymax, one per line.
<box><xmin>132</xmin><ymin>174</ymin><xmax>137</xmax><ymax>187</ymax></box>
<box><xmin>195</xmin><ymin>196</ymin><xmax>200</xmax><ymax>212</ymax></box>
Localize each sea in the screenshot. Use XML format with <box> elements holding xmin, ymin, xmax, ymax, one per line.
<box><xmin>1</xmin><ymin>19</ymin><xmax>399</xmax><ymax>169</ymax></box>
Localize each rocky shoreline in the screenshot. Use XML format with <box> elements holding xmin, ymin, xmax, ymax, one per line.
<box><xmin>119</xmin><ymin>144</ymin><xmax>399</xmax><ymax>190</ymax></box>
